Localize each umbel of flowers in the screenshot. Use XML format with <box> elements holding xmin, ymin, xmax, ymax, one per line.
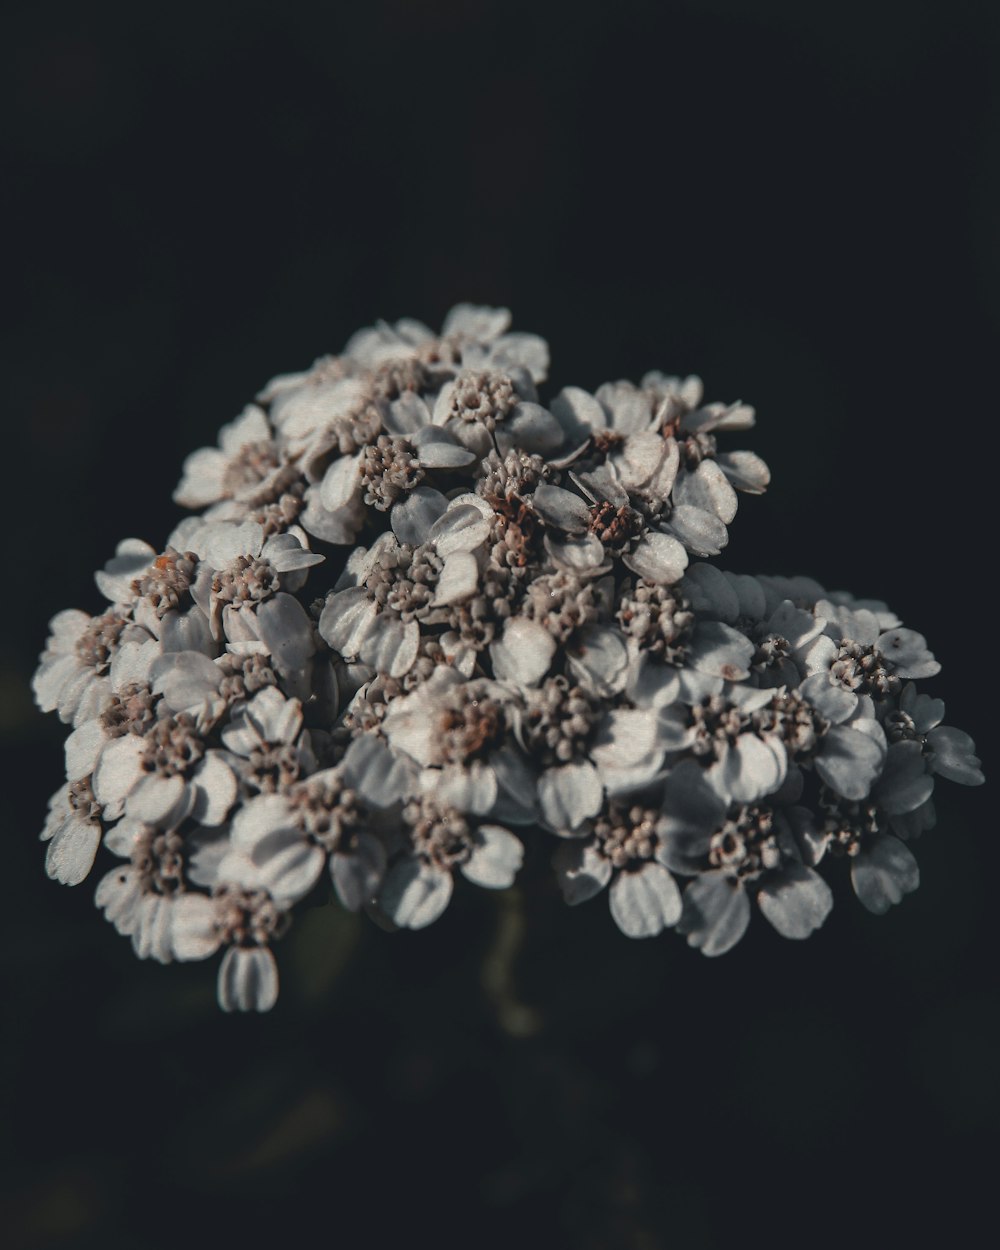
<box><xmin>34</xmin><ymin>306</ymin><xmax>983</xmax><ymax>1011</ymax></box>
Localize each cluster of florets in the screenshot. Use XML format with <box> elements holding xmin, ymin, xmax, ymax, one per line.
<box><xmin>34</xmin><ymin>305</ymin><xmax>983</xmax><ymax>1010</ymax></box>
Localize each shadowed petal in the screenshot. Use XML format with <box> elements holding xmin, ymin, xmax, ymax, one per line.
<box><xmin>218</xmin><ymin>946</ymin><xmax>280</xmax><ymax>1012</ymax></box>
<box><xmin>851</xmin><ymin>835</ymin><xmax>919</xmax><ymax>914</ymax></box>
<box><xmin>331</xmin><ymin>833</ymin><xmax>387</xmax><ymax>912</ymax></box>
<box><xmin>678</xmin><ymin>872</ymin><xmax>751</xmax><ymax>956</ymax></box>
<box><xmin>757</xmin><ymin>865</ymin><xmax>833</xmax><ymax>939</ymax></box>
<box><xmin>553</xmin><ymin>839</ymin><xmax>612</xmax><ymax>904</ymax></box>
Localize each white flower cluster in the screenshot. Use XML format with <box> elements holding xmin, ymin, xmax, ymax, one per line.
<box><xmin>34</xmin><ymin>305</ymin><xmax>983</xmax><ymax>1009</ymax></box>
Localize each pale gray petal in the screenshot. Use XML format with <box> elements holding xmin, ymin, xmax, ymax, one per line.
<box><xmin>676</xmin><ymin>668</ymin><xmax>724</xmax><ymax>703</ymax></box>
<box><xmin>191</xmin><ymin>753</ymin><xmax>238</xmax><ymax>826</ymax></box>
<box><xmin>682</xmin><ymin>563</ymin><xmax>740</xmax><ymax>622</ymax></box>
<box><xmin>431</xmin><ymin>551</ymin><xmax>480</xmax><ymax>607</ymax></box>
<box><xmin>814</xmin><ymin>726</ymin><xmax>885</xmax><ymax>801</ymax></box>
<box><xmin>428</xmin><ymin>503</ymin><xmax>492</xmax><ymax>556</ymax></box>
<box><xmin>95</xmin><ymin>538</ymin><xmax>156</xmax><ymax>603</ymax></box>
<box><xmin>342</xmin><ymin>735</ymin><xmax>415</xmax><ymax>807</ymax></box>
<box><xmin>566</xmin><ymin>625</ymin><xmax>629</xmax><ymax>698</ymax></box>
<box><xmin>726</xmin><ymin>573</ymin><xmax>767</xmax><ymax>620</ymax></box>
<box><xmin>874</xmin><ymin>741</ymin><xmax>934</xmax><ymax>814</ymax></box>
<box><xmin>595</xmin><ymin>380</ymin><xmax>653</xmax><ymax>433</ymax></box>
<box><xmin>622</xmin><ymin>532</ymin><xmax>688</xmax><ymax>584</ymax></box>
<box><xmin>590</xmin><ymin>709</ymin><xmax>658</xmax><ymax>772</ymax></box>
<box><xmin>798</xmin><ymin>673</ymin><xmax>856</xmax><ymax>724</ymax></box>
<box><xmin>433</xmin><ymin>762</ymin><xmax>498</xmax><ymax>815</ymax></box>
<box><xmin>609</xmin><ymin>862</ymin><xmax>682</xmax><ymax>938</ymax></box>
<box><xmin>159</xmin><ymin>607</ymin><xmax>215</xmax><ymax>655</ymax></box>
<box><xmin>490</xmin><ymin>617</ymin><xmax>556</xmax><ymax>687</ymax></box>
<box><xmin>33</xmin><ymin>652</ymin><xmax>79</xmax><ymax>715</ymax></box>
<box><xmin>488</xmin><ymin>748</ymin><xmax>539</xmax><ymax>826</ymax></box>
<box><xmin>261</xmin><ymin>533</ymin><xmax>326</xmax><ymax>574</ymax></box>
<box><xmin>678</xmin><ymin>872</ymin><xmax>751</xmax><ymax>956</ymax></box>
<box><xmin>614</xmin><ymin>431</ymin><xmax>670</xmax><ymax>491</ymax></box>
<box><xmin>92</xmin><ymin>733</ymin><xmax>146</xmax><ymax>810</ymax></box>
<box><xmin>331</xmin><ymin>833</ymin><xmax>387</xmax><ymax>911</ymax></box>
<box><xmin>482</xmin><ymin>332</ymin><xmax>550</xmax><ymax>383</ymax></box>
<box><xmin>712</xmin><ymin>734</ymin><xmax>786</xmax><ymax>805</ymax></box>
<box><xmin>549</xmin><ymin>385</ymin><xmax>607</xmax><ymax>440</ymax></box>
<box><xmin>218</xmin><ymin>945</ymin><xmax>280</xmax><ymax>1012</ymax></box>
<box><xmin>252</xmin><ymin>828</ymin><xmax>326</xmax><ymax>904</ymax></box>
<box><xmin>318</xmin><ymin>588</ymin><xmax>380</xmax><ymax>659</ymax></box>
<box><xmin>108</xmin><ymin>639</ymin><xmax>160</xmax><ymax>693</ymax></box>
<box><xmin>803</xmin><ymin>633</ymin><xmax>839</xmax><ymax>675</ymax></box>
<box><xmin>391</xmin><ymin>486</ymin><xmax>450</xmax><ymax>544</ymax></box>
<box><xmin>766</xmin><ymin>599</ymin><xmax>825</xmax><ymax>651</ymax></box>
<box><xmin>255</xmin><ymin>593</ymin><xmax>316</xmax><ymax>676</ymax></box>
<box><xmin>553</xmin><ymin>838</ymin><xmax>612</xmax><ymax>904</ymax></box>
<box><xmin>384</xmin><ymin>390</ymin><xmax>432</xmax><ymax>435</ymax></box>
<box><xmin>681</xmin><ymin>401</ymin><xmax>755</xmax><ymax>433</ymax></box>
<box><xmin>45</xmin><ymin>820</ymin><xmax>101</xmax><ymax>886</ymax></box>
<box><xmin>411</xmin><ymin>426</ymin><xmax>477</xmax><ymax>468</ymax></box>
<box><xmin>363</xmin><ymin>616</ymin><xmax>420</xmax><ymax>679</ymax></box>
<box><xmin>300</xmin><ymin>492</ymin><xmax>364</xmax><ymax>544</ymax></box>
<box><xmin>658</xmin><ymin>760</ymin><xmax>727</xmax><ymax>870</ymax></box>
<box><xmin>899</xmin><ymin>683</ymin><xmax>944</xmax><ymax>733</ymax></box>
<box><xmin>877</xmin><ymin>628</ymin><xmax>940</xmax><ymax>680</ymax></box>
<box><xmin>151</xmin><ymin>650</ymin><xmax>222</xmax><ymax>714</ymax></box>
<box><xmin>851</xmin><ymin>835</ymin><xmax>920</xmax><ymax>914</ymax></box>
<box><xmin>642</xmin><ymin>437</ymin><xmax>681</xmax><ymax>499</ymax></box>
<box><xmin>174</xmin><ymin>446</ymin><xmax>227</xmax><ymax>508</ymax></box>
<box><xmin>686</xmin><ymin>621</ymin><xmax>754</xmax><ymax>681</ymax></box>
<box><xmin>538</xmin><ymin>761</ymin><xmax>603</xmax><ymax>832</ymax></box>
<box><xmin>530</xmin><ymin>483</ymin><xmax>592</xmax><ymax>532</ymax></box>
<box><xmin>126</xmin><ymin>774</ymin><xmax>188</xmax><ymax>826</ymax></box>
<box><xmin>231</xmin><ymin>793</ymin><xmax>293</xmax><ymax>850</ymax></box>
<box><xmin>379</xmin><ymin>858</ymin><xmax>453</xmax><ymax>929</ymax></box>
<box><xmin>757</xmin><ymin>865</ymin><xmax>833</xmax><ymax>939</ymax></box>
<box><xmin>95</xmin><ymin>864</ymin><xmax>142</xmax><ymax>934</ymax></box>
<box><xmin>927</xmin><ymin>726</ymin><xmax>984</xmax><ymax>785</ymax></box>
<box><xmin>571</xmin><ymin>463</ymin><xmax>629</xmax><ymax>507</ymax></box>
<box><xmin>543</xmin><ymin>532</ymin><xmax>608</xmax><ymax>573</ymax></box>
<box><xmin>461</xmin><ymin>825</ymin><xmax>523</xmax><ymax>889</ymax></box>
<box><xmin>171</xmin><ymin>893</ymin><xmax>222</xmax><ymax>961</ymax></box>
<box><xmin>673</xmin><ymin>459</ymin><xmax>738</xmax><ymax>524</ymax></box>
<box><xmin>133</xmin><ymin>894</ymin><xmax>174</xmax><ymax>963</ymax></box>
<box><xmin>627</xmin><ymin>653</ymin><xmax>680</xmax><ymax>710</ymax></box>
<box><xmin>715</xmin><ymin>450</ymin><xmax>771</xmax><ymax>493</ymax></box>
<box><xmin>64</xmin><ymin>719</ymin><xmax>106</xmax><ymax>782</ymax></box>
<box><xmin>442</xmin><ymin>303</ymin><xmax>511</xmax><ymax>340</ymax></box>
<box><xmin>495</xmin><ymin>403</ymin><xmax>564</xmax><ymax>455</ymax></box>
<box><xmin>663</xmin><ymin>504</ymin><xmax>728</xmax><ymax>557</ymax></box>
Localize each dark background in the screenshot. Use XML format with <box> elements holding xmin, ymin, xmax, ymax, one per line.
<box><xmin>1</xmin><ymin>2</ymin><xmax>996</xmax><ymax>1246</ymax></box>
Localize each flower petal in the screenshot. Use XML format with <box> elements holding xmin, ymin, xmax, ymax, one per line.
<box><xmin>609</xmin><ymin>862</ymin><xmax>682</xmax><ymax>938</ymax></box>
<box><xmin>851</xmin><ymin>835</ymin><xmax>920</xmax><ymax>914</ymax></box>
<box><xmin>379</xmin><ymin>859</ymin><xmax>453</xmax><ymax>929</ymax></box>
<box><xmin>461</xmin><ymin>825</ymin><xmax>523</xmax><ymax>889</ymax></box>
<box><xmin>218</xmin><ymin>945</ymin><xmax>280</xmax><ymax>1012</ymax></box>
<box><xmin>537</xmin><ymin>761</ymin><xmax>603</xmax><ymax>833</ymax></box>
<box><xmin>678</xmin><ymin>872</ymin><xmax>751</xmax><ymax>956</ymax></box>
<box><xmin>756</xmin><ymin>865</ymin><xmax>833</xmax><ymax>939</ymax></box>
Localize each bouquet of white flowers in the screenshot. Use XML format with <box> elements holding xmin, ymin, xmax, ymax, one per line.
<box><xmin>33</xmin><ymin>305</ymin><xmax>983</xmax><ymax>1011</ymax></box>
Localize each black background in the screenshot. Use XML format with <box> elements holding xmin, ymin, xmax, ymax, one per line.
<box><xmin>1</xmin><ymin>3</ymin><xmax>996</xmax><ymax>1247</ymax></box>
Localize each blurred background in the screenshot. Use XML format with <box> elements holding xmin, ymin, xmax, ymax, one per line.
<box><xmin>1</xmin><ymin>1</ymin><xmax>997</xmax><ymax>1246</ymax></box>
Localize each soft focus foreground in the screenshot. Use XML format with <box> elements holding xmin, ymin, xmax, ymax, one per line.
<box><xmin>32</xmin><ymin>305</ymin><xmax>983</xmax><ymax>1011</ymax></box>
